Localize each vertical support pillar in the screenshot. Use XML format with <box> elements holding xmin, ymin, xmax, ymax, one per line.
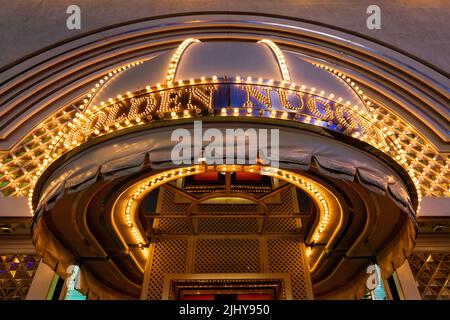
<box><xmin>26</xmin><ymin>261</ymin><xmax>56</xmax><ymax>300</ymax></box>
<box><xmin>394</xmin><ymin>260</ymin><xmax>421</xmax><ymax>300</ymax></box>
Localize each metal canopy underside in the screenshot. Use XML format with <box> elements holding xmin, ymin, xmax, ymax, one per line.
<box><xmin>31</xmin><ymin>121</ymin><xmax>417</xmax><ymax>299</ymax></box>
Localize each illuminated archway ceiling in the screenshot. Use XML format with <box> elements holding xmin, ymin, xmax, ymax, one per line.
<box><xmin>0</xmin><ymin>35</ymin><xmax>448</xmax><ymax>207</ymax></box>
<box><xmin>31</xmin><ymin>123</ymin><xmax>416</xmax><ymax>299</ymax></box>
<box><xmin>0</xmin><ymin>12</ymin><xmax>445</xmax><ymax>300</ymax></box>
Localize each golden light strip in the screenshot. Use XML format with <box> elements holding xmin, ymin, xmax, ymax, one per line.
<box><xmin>165</xmin><ymin>38</ymin><xmax>200</xmax><ymax>83</ymax></box>
<box><xmin>120</xmin><ymin>165</ymin><xmax>333</xmax><ymax>261</ymax></box>
<box><xmin>1</xmin><ymin>36</ymin><xmax>447</xmax><ymax>203</ymax></box>
<box><xmin>3</xmin><ymin>55</ymin><xmax>446</xmax><ymax>212</ymax></box>
<box><xmin>258</xmin><ymin>39</ymin><xmax>291</xmax><ymax>83</ymax></box>
<box><xmin>121</xmin><ymin>165</ymin><xmax>205</xmax><ymax>258</ymax></box>
<box><xmin>82</xmin><ymin>61</ymin><xmax>144</xmax><ymax>112</ymax></box>
<box><xmin>260</xmin><ymin>167</ymin><xmax>330</xmax><ymax>247</ymax></box>
<box><xmin>17</xmin><ymin>75</ymin><xmax>447</xmax><ymax>216</ymax></box>
<box><xmin>51</xmin><ymin>76</ymin><xmax>376</xmax><ymax>159</ymax></box>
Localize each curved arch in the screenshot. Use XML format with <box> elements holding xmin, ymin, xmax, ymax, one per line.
<box><xmin>0</xmin><ymin>14</ymin><xmax>447</xmax><ymax>207</ymax></box>
<box><xmin>0</xmin><ymin>13</ymin><xmax>447</xmax><ymax>149</ymax></box>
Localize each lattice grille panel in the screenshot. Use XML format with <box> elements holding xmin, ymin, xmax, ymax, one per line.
<box><xmin>194</xmin><ymin>238</ymin><xmax>261</xmax><ymax>273</ymax></box>
<box><xmin>195</xmin><ymin>218</ymin><xmax>260</xmax><ymax>233</ymax></box>
<box><xmin>154</xmin><ymin>218</ymin><xmax>191</xmax><ymax>234</ymax></box>
<box><xmin>267</xmin><ymin>238</ymin><xmax>311</xmax><ymax>299</ymax></box>
<box><xmin>408</xmin><ymin>253</ymin><xmax>450</xmax><ymax>300</ymax></box>
<box><xmin>159</xmin><ymin>188</ymin><xmax>190</xmax><ymax>214</ymax></box>
<box><xmin>265</xmin><ymin>217</ymin><xmax>300</xmax><ymax>233</ymax></box>
<box><xmin>0</xmin><ymin>254</ymin><xmax>40</xmax><ymax>300</ymax></box>
<box><xmin>266</xmin><ymin>187</ymin><xmax>296</xmax><ymax>214</ymax></box>
<box><xmin>197</xmin><ymin>204</ymin><xmax>260</xmax><ymax>214</ymax></box>
<box><xmin>0</xmin><ymin>105</ymin><xmax>80</xmax><ymax>197</ymax></box>
<box><xmin>146</xmin><ymin>238</ymin><xmax>189</xmax><ymax>299</ymax></box>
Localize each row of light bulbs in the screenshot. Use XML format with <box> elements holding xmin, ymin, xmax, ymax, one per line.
<box><xmin>123</xmin><ymin>166</ymin><xmax>204</xmax><ymax>258</ymax></box>
<box><xmin>25</xmin><ymin>73</ymin><xmax>423</xmax><ymax>211</ymax></box>
<box><xmin>78</xmin><ymin>72</ymin><xmax>371</xmax><ymax>119</ymax></box>
<box><xmin>3</xmin><ymin>38</ymin><xmax>447</xmax><ymax>200</ymax></box>
<box><xmin>82</xmin><ymin>61</ymin><xmax>143</xmax><ymax>112</ymax></box>
<box><xmin>3</xmin><ymin>39</ymin><xmax>446</xmax><ymax>224</ymax></box>
<box><xmin>165</xmin><ymin>38</ymin><xmax>200</xmax><ymax>83</ymax></box>
<box><xmin>121</xmin><ymin>165</ymin><xmax>331</xmax><ymax>261</ymax></box>
<box><xmin>261</xmin><ymin>167</ymin><xmax>331</xmax><ymax>245</ymax></box>
<box><xmin>258</xmin><ymin>39</ymin><xmax>291</xmax><ymax>83</ymax></box>
<box><xmin>18</xmin><ymin>71</ymin><xmax>445</xmax><ymax>217</ymax></box>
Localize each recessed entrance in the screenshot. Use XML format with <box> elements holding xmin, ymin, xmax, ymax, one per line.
<box><xmin>140</xmin><ymin>166</ymin><xmax>318</xmax><ymax>299</ymax></box>
<box><xmin>162</xmin><ymin>274</ymin><xmax>292</xmax><ymax>300</ymax></box>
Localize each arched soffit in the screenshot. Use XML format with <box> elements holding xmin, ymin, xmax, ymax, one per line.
<box><xmin>0</xmin><ymin>13</ymin><xmax>448</xmax><ymax>150</ymax></box>
<box><xmin>30</xmin><ymin>122</ymin><xmax>417</xmax><ymax>299</ymax></box>
<box><xmin>0</xmin><ymin>13</ymin><xmax>448</xmax><ymax>205</ymax></box>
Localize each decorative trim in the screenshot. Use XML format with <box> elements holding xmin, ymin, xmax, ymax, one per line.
<box><xmin>162</xmin><ymin>273</ymin><xmax>293</xmax><ymax>300</ymax></box>
<box><xmin>165</xmin><ymin>38</ymin><xmax>200</xmax><ymax>83</ymax></box>
<box><xmin>258</xmin><ymin>39</ymin><xmax>291</xmax><ymax>82</ymax></box>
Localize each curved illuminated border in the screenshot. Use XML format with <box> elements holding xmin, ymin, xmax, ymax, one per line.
<box><xmin>112</xmin><ymin>164</ymin><xmax>341</xmax><ymax>271</ymax></box>
<box><xmin>113</xmin><ymin>165</ymin><xmax>206</xmax><ymax>261</ymax></box>
<box><xmin>165</xmin><ymin>38</ymin><xmax>200</xmax><ymax>83</ymax></box>
<box><xmin>0</xmin><ymin>18</ymin><xmax>446</xmax><ymax>204</ymax></box>
<box><xmin>24</xmin><ymin>76</ymin><xmax>422</xmax><ymax>217</ymax></box>
<box><xmin>48</xmin><ymin>77</ymin><xmax>418</xmax><ymax>184</ymax></box>
<box><xmin>258</xmin><ymin>39</ymin><xmax>291</xmax><ymax>82</ymax></box>
<box><xmin>1</xmin><ymin>38</ymin><xmax>446</xmax><ymax>208</ymax></box>
<box><xmin>26</xmin><ymin>58</ymin><xmax>444</xmax><ymax>207</ymax></box>
<box><xmin>82</xmin><ymin>61</ymin><xmax>145</xmax><ymax>112</ymax></box>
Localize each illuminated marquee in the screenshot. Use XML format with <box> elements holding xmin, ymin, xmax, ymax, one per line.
<box><xmin>56</xmin><ymin>78</ymin><xmax>391</xmax><ymax>159</ymax></box>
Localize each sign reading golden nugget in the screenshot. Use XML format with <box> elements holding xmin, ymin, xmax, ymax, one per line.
<box><xmin>57</xmin><ymin>78</ymin><xmax>388</xmax><ymax>156</ymax></box>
